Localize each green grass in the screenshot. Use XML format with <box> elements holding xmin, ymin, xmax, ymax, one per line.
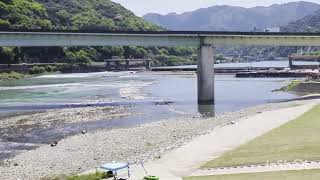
<box><xmin>203</xmin><ymin>104</ymin><xmax>320</xmax><ymax>168</ymax></box>
<box><xmin>43</xmin><ymin>171</ymin><xmax>108</xmax><ymax>180</ymax></box>
<box><xmin>184</xmin><ymin>169</ymin><xmax>320</xmax><ymax>180</ymax></box>
<box><xmin>276</xmin><ymin>80</ymin><xmax>302</xmax><ymax>92</ymax></box>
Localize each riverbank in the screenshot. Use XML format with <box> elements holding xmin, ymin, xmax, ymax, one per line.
<box><xmin>0</xmin><ymin>71</ymin><xmax>25</xmax><ymax>82</ymax></box>
<box><xmin>0</xmin><ymin>98</ymin><xmax>317</xmax><ymax>180</ymax></box>
<box><xmin>275</xmin><ymin>79</ymin><xmax>320</xmax><ymax>94</ymax></box>
<box><xmin>0</xmin><ymin>105</ymin><xmax>134</xmax><ymax>161</ymax></box>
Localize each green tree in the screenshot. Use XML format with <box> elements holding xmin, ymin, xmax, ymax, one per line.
<box><xmin>135</xmin><ymin>47</ymin><xmax>147</xmax><ymax>58</ymax></box>
<box><xmin>99</xmin><ymin>46</ymin><xmax>124</xmax><ymax>59</ymax></box>
<box><xmin>75</xmin><ymin>50</ymin><xmax>91</xmax><ymax>66</ymax></box>
<box><xmin>65</xmin><ymin>51</ymin><xmax>77</xmax><ymax>66</ymax></box>
<box><xmin>0</xmin><ymin>19</ymin><xmax>10</xmax><ymax>28</ymax></box>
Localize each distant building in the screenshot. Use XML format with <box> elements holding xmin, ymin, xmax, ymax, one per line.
<box><xmin>264</xmin><ymin>27</ymin><xmax>280</xmax><ymax>32</ymax></box>
<box><xmin>252</xmin><ymin>26</ymin><xmax>280</xmax><ymax>32</ymax></box>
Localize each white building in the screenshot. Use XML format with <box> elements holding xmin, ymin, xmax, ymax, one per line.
<box><xmin>264</xmin><ymin>27</ymin><xmax>281</xmax><ymax>32</ymax></box>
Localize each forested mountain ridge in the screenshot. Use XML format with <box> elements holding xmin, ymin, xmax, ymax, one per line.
<box><xmin>0</xmin><ymin>0</ymin><xmax>161</xmax><ymax>31</ymax></box>
<box><xmin>0</xmin><ymin>0</ymin><xmax>51</xmax><ymax>29</ymax></box>
<box><xmin>143</xmin><ymin>1</ymin><xmax>320</xmax><ymax>31</ymax></box>
<box><xmin>215</xmin><ymin>10</ymin><xmax>320</xmax><ymax>62</ymax></box>
<box><xmin>281</xmin><ymin>10</ymin><xmax>320</xmax><ymax>32</ymax></box>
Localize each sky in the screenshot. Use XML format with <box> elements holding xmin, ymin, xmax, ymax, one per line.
<box><xmin>112</xmin><ymin>0</ymin><xmax>320</xmax><ymax>16</ymax></box>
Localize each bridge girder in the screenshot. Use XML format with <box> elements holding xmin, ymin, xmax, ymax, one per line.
<box><xmin>1</xmin><ymin>32</ymin><xmax>320</xmax><ymax>47</ymax></box>
<box><xmin>203</xmin><ymin>35</ymin><xmax>320</xmax><ymax>46</ymax></box>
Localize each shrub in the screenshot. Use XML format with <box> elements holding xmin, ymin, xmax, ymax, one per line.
<box><xmin>0</xmin><ymin>71</ymin><xmax>24</xmax><ymax>82</ymax></box>
<box><xmin>29</xmin><ymin>66</ymin><xmax>46</xmax><ymax>74</ymax></box>
<box><xmin>45</xmin><ymin>65</ymin><xmax>57</xmax><ymax>72</ymax></box>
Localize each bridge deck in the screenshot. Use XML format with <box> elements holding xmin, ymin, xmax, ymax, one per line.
<box><xmin>1</xmin><ymin>31</ymin><xmax>320</xmax><ymax>47</ymax></box>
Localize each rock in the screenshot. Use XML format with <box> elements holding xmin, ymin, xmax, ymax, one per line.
<box><xmin>154</xmin><ymin>101</ymin><xmax>174</xmax><ymax>106</ymax></box>
<box><xmin>50</xmin><ymin>141</ymin><xmax>58</xmax><ymax>147</ymax></box>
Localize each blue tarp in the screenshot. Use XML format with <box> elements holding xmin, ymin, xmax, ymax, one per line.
<box><xmin>100</xmin><ymin>162</ymin><xmax>129</xmax><ymax>171</ymax></box>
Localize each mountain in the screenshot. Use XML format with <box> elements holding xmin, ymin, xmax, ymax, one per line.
<box><xmin>0</xmin><ymin>0</ymin><xmax>161</xmax><ymax>31</ymax></box>
<box><xmin>143</xmin><ymin>1</ymin><xmax>320</xmax><ymax>31</ymax></box>
<box><xmin>282</xmin><ymin>10</ymin><xmax>320</xmax><ymax>32</ymax></box>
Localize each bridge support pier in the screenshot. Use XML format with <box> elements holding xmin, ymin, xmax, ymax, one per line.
<box><xmin>198</xmin><ymin>44</ymin><xmax>215</xmax><ymax>105</ymax></box>
<box><xmin>125</xmin><ymin>60</ymin><xmax>129</xmax><ymax>70</ymax></box>
<box><xmin>289</xmin><ymin>56</ymin><xmax>293</xmax><ymax>69</ymax></box>
<box><xmin>145</xmin><ymin>60</ymin><xmax>151</xmax><ymax>70</ymax></box>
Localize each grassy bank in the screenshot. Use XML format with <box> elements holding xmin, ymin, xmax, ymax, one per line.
<box><xmin>184</xmin><ymin>169</ymin><xmax>320</xmax><ymax>180</ymax></box>
<box><xmin>203</xmin><ymin>104</ymin><xmax>320</xmax><ymax>168</ymax></box>
<box><xmin>0</xmin><ymin>71</ymin><xmax>25</xmax><ymax>82</ymax></box>
<box><xmin>43</xmin><ymin>171</ymin><xmax>108</xmax><ymax>180</ymax></box>
<box><xmin>275</xmin><ymin>80</ymin><xmax>302</xmax><ymax>92</ymax></box>
<box><xmin>0</xmin><ymin>65</ymin><xmax>62</xmax><ymax>83</ymax></box>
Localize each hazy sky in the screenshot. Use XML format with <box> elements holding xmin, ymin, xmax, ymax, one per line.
<box><xmin>112</xmin><ymin>0</ymin><xmax>320</xmax><ymax>16</ymax></box>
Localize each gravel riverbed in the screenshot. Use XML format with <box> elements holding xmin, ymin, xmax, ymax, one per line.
<box><xmin>0</xmin><ymin>106</ymin><xmax>132</xmax><ymax>129</ymax></box>
<box><xmin>0</xmin><ymin>100</ymin><xmax>306</xmax><ymax>180</ymax></box>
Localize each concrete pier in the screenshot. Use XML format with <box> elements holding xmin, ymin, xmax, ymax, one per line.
<box><xmin>289</xmin><ymin>56</ymin><xmax>293</xmax><ymax>69</ymax></box>
<box><xmin>197</xmin><ymin>44</ymin><xmax>215</xmax><ymax>105</ymax></box>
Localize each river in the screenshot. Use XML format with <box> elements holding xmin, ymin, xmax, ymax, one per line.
<box><xmin>0</xmin><ymin>61</ymin><xmax>301</xmax><ymax>160</ymax></box>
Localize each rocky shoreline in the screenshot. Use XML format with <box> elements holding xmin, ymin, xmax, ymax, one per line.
<box><xmin>0</xmin><ymin>99</ymin><xmax>308</xmax><ymax>180</ymax></box>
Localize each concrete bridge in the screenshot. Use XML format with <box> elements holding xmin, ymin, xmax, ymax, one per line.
<box><xmin>1</xmin><ymin>30</ymin><xmax>320</xmax><ymax>105</ymax></box>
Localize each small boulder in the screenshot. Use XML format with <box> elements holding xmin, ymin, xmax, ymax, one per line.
<box><xmin>51</xmin><ymin>141</ymin><xmax>58</xmax><ymax>147</ymax></box>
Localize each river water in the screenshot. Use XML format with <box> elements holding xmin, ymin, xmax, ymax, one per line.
<box><xmin>0</xmin><ymin>71</ymin><xmax>297</xmax><ymax>115</ymax></box>
<box><xmin>0</xmin><ymin>61</ymin><xmax>300</xmax><ymax>160</ymax></box>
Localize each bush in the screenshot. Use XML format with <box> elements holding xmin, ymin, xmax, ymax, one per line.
<box><xmin>0</xmin><ymin>71</ymin><xmax>24</xmax><ymax>82</ymax></box>
<box><xmin>29</xmin><ymin>66</ymin><xmax>46</xmax><ymax>74</ymax></box>
<box><xmin>45</xmin><ymin>65</ymin><xmax>57</xmax><ymax>72</ymax></box>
